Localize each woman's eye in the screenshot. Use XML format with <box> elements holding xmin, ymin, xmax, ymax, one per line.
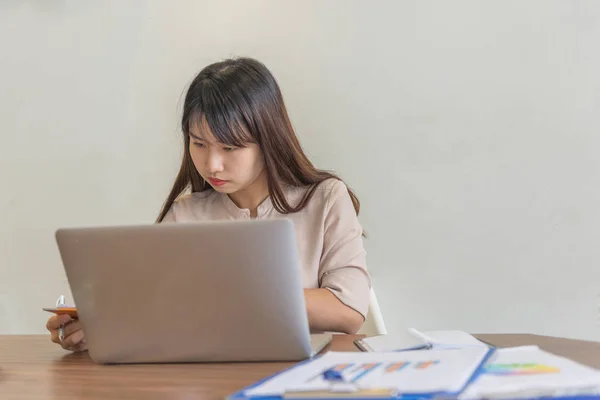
<box><xmin>193</xmin><ymin>142</ymin><xmax>205</xmax><ymax>148</ymax></box>
<box><xmin>223</xmin><ymin>147</ymin><xmax>236</xmax><ymax>152</ymax></box>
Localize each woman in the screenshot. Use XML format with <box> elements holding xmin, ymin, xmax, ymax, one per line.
<box><xmin>46</xmin><ymin>57</ymin><xmax>371</xmax><ymax>352</ymax></box>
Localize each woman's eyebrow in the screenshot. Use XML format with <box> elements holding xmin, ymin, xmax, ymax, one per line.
<box><xmin>188</xmin><ymin>132</ymin><xmax>204</xmax><ymax>141</ymax></box>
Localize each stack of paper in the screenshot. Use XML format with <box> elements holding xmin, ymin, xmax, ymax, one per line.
<box><xmin>355</xmin><ymin>329</ymin><xmax>489</xmax><ymax>352</ymax></box>
<box><xmin>230</xmin><ymin>347</ymin><xmax>493</xmax><ymax>399</ymax></box>
<box><xmin>459</xmin><ymin>346</ymin><xmax>600</xmax><ymax>399</ymax></box>
<box><xmin>229</xmin><ymin>332</ymin><xmax>600</xmax><ymax>400</ymax></box>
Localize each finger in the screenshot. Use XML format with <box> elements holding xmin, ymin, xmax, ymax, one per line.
<box><xmin>46</xmin><ymin>315</ymin><xmax>60</xmax><ymax>331</ymax></box>
<box><xmin>63</xmin><ymin>342</ymin><xmax>88</xmax><ymax>353</ymax></box>
<box><xmin>50</xmin><ymin>330</ymin><xmax>60</xmax><ymax>344</ymax></box>
<box><xmin>62</xmin><ymin>321</ymin><xmax>82</xmax><ymax>337</ymax></box>
<box><xmin>72</xmin><ymin>340</ymin><xmax>88</xmax><ymax>352</ymax></box>
<box><xmin>46</xmin><ymin>316</ymin><xmax>55</xmax><ymax>331</ymax></box>
<box><xmin>63</xmin><ymin>338</ymin><xmax>88</xmax><ymax>353</ymax></box>
<box><xmin>57</xmin><ymin>314</ymin><xmax>73</xmax><ymax>325</ymax></box>
<box><xmin>46</xmin><ymin>314</ymin><xmax>72</xmax><ymax>331</ymax></box>
<box><xmin>62</xmin><ymin>329</ymin><xmax>85</xmax><ymax>348</ymax></box>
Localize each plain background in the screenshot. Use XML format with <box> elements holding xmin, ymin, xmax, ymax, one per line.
<box><xmin>1</xmin><ymin>0</ymin><xmax>599</xmax><ymax>340</ymax></box>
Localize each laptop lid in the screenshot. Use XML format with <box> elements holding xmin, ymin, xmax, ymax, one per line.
<box><xmin>55</xmin><ymin>219</ymin><xmax>317</xmax><ymax>363</ymax></box>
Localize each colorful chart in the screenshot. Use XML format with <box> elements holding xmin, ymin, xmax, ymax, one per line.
<box><xmin>320</xmin><ymin>360</ymin><xmax>441</xmax><ymax>384</ymax></box>
<box><xmin>484</xmin><ymin>363</ymin><xmax>560</xmax><ymax>376</ymax></box>
<box><xmin>332</xmin><ymin>363</ymin><xmax>354</xmax><ymax>372</ymax></box>
<box><xmin>385</xmin><ymin>362</ymin><xmax>410</xmax><ymax>373</ymax></box>
<box><xmin>351</xmin><ymin>363</ymin><xmax>381</xmax><ymax>381</ymax></box>
<box><xmin>415</xmin><ymin>360</ymin><xmax>440</xmax><ymax>370</ymax></box>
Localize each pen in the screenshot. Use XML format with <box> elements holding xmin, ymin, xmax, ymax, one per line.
<box><xmin>284</xmin><ymin>369</ymin><xmax>396</xmax><ymax>398</ymax></box>
<box><xmin>321</xmin><ymin>369</ymin><xmax>357</xmax><ymax>392</ymax></box>
<box><xmin>56</xmin><ymin>295</ymin><xmax>66</xmax><ymax>342</ymax></box>
<box><xmin>322</xmin><ymin>369</ymin><xmax>345</xmax><ymax>382</ymax></box>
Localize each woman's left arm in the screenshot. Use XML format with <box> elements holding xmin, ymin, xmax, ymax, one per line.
<box><xmin>309</xmin><ymin>180</ymin><xmax>372</xmax><ymax>334</ymax></box>
<box><xmin>304</xmin><ymin>288</ymin><xmax>365</xmax><ymax>334</ymax></box>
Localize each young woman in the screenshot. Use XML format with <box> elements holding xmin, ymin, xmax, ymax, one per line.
<box><xmin>46</xmin><ymin>57</ymin><xmax>371</xmax><ymax>352</ymax></box>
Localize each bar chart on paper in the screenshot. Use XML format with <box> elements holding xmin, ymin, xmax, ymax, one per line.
<box><xmin>459</xmin><ymin>347</ymin><xmax>600</xmax><ymax>399</ymax></box>
<box><xmin>244</xmin><ymin>348</ymin><xmax>492</xmax><ymax>397</ymax></box>
<box><xmin>319</xmin><ymin>361</ymin><xmax>441</xmax><ymax>383</ymax></box>
<box><xmin>322</xmin><ymin>360</ymin><xmax>444</xmax><ymax>387</ymax></box>
<box><xmin>483</xmin><ymin>363</ymin><xmax>560</xmax><ymax>376</ymax></box>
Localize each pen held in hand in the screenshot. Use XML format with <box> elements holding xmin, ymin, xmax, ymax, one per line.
<box><xmin>55</xmin><ymin>295</ymin><xmax>66</xmax><ymax>342</ymax></box>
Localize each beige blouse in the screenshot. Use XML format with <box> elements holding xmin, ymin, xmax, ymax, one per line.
<box><xmin>162</xmin><ymin>178</ymin><xmax>371</xmax><ymax>318</ymax></box>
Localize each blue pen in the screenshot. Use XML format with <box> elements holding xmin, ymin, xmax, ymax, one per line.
<box><xmin>291</xmin><ymin>368</ymin><xmax>396</xmax><ymax>397</ymax></box>
<box><xmin>322</xmin><ymin>369</ymin><xmax>345</xmax><ymax>382</ymax></box>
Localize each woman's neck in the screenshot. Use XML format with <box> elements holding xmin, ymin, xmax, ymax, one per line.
<box><xmin>228</xmin><ymin>169</ymin><xmax>269</xmax><ymax>217</ymax></box>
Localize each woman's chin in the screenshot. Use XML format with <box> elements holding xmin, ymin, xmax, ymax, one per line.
<box><xmin>210</xmin><ymin>183</ymin><xmax>235</xmax><ymax>193</ymax></box>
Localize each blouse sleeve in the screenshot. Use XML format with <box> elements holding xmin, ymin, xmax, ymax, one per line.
<box><xmin>318</xmin><ymin>180</ymin><xmax>371</xmax><ymax>318</ymax></box>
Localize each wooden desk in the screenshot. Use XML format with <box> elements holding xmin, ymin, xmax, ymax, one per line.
<box><xmin>1</xmin><ymin>334</ymin><xmax>599</xmax><ymax>399</ymax></box>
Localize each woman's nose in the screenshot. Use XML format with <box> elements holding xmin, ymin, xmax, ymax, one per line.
<box><xmin>206</xmin><ymin>150</ymin><xmax>224</xmax><ymax>173</ymax></box>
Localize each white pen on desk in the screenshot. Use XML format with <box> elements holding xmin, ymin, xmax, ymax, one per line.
<box><xmin>283</xmin><ymin>368</ymin><xmax>398</xmax><ymax>399</ymax></box>
<box><xmin>55</xmin><ymin>295</ymin><xmax>66</xmax><ymax>342</ymax></box>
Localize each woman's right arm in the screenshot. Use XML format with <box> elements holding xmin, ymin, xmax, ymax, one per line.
<box><xmin>46</xmin><ymin>314</ymin><xmax>88</xmax><ymax>352</ymax></box>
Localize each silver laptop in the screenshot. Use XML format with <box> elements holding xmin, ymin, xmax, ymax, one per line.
<box><xmin>55</xmin><ymin>219</ymin><xmax>332</xmax><ymax>364</ymax></box>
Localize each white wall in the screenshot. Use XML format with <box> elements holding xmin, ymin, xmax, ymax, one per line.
<box><xmin>1</xmin><ymin>0</ymin><xmax>599</xmax><ymax>340</ymax></box>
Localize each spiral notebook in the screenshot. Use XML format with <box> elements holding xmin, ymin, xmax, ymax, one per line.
<box><xmin>355</xmin><ymin>329</ymin><xmax>490</xmax><ymax>353</ymax></box>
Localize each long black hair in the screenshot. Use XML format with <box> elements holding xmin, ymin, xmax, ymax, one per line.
<box><xmin>157</xmin><ymin>57</ymin><xmax>360</xmax><ymax>222</ymax></box>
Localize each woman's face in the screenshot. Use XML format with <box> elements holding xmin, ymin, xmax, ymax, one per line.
<box><xmin>188</xmin><ymin>117</ymin><xmax>266</xmax><ymax>195</ymax></box>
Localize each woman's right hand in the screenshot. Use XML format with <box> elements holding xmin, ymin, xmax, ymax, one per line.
<box><xmin>46</xmin><ymin>314</ymin><xmax>88</xmax><ymax>352</ymax></box>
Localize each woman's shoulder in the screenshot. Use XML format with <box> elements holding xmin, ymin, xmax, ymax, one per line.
<box><xmin>312</xmin><ymin>178</ymin><xmax>351</xmax><ymax>206</ymax></box>
<box><xmin>284</xmin><ymin>178</ymin><xmax>351</xmax><ymax>211</ymax></box>
<box><xmin>317</xmin><ymin>177</ymin><xmax>348</xmax><ymax>192</ymax></box>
